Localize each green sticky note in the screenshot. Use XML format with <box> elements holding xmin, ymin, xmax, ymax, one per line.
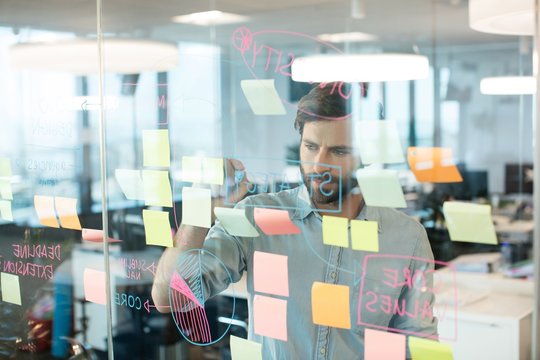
<box><xmin>143</xmin><ymin>170</ymin><xmax>172</xmax><ymax>207</ymax></box>
<box><xmin>351</xmin><ymin>220</ymin><xmax>378</xmax><ymax>252</ymax></box>
<box><xmin>240</xmin><ymin>79</ymin><xmax>286</xmax><ymax>115</ymax></box>
<box><xmin>202</xmin><ymin>157</ymin><xmax>224</xmax><ymax>185</ymax></box>
<box><xmin>356</xmin><ymin>120</ymin><xmax>405</xmax><ymax>165</ymax></box>
<box><xmin>0</xmin><ymin>200</ymin><xmax>13</xmax><ymax>221</ymax></box>
<box><xmin>143</xmin><ymin>209</ymin><xmax>174</xmax><ymax>247</ymax></box>
<box><xmin>214</xmin><ymin>207</ymin><xmax>259</xmax><ymax>237</ymax></box>
<box><xmin>443</xmin><ymin>201</ymin><xmax>497</xmax><ymax>245</ymax></box>
<box><xmin>182</xmin><ymin>187</ymin><xmax>211</xmax><ymax>228</ymax></box>
<box><xmin>182</xmin><ymin>156</ymin><xmax>203</xmax><ymax>183</ymax></box>
<box><xmin>143</xmin><ymin>129</ymin><xmax>170</xmax><ymax>167</ymax></box>
<box><xmin>1</xmin><ymin>272</ymin><xmax>22</xmax><ymax>305</ymax></box>
<box><xmin>230</xmin><ymin>335</ymin><xmax>262</xmax><ymax>360</ymax></box>
<box><xmin>0</xmin><ymin>157</ymin><xmax>12</xmax><ymax>177</ymax></box>
<box><xmin>115</xmin><ymin>169</ymin><xmax>145</xmax><ymax>201</ymax></box>
<box><xmin>0</xmin><ymin>179</ymin><xmax>12</xmax><ymax>200</ymax></box>
<box><xmin>322</xmin><ymin>215</ymin><xmax>349</xmax><ymax>247</ymax></box>
<box><xmin>356</xmin><ymin>168</ymin><xmax>407</xmax><ymax>208</ymax></box>
<box><xmin>409</xmin><ymin>336</ymin><xmax>453</xmax><ymax>360</ymax></box>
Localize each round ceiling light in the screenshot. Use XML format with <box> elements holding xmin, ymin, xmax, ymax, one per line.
<box><xmin>469</xmin><ymin>0</ymin><xmax>533</xmax><ymax>36</ymax></box>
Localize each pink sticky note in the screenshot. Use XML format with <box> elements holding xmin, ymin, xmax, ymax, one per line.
<box><xmin>254</xmin><ymin>251</ymin><xmax>288</xmax><ymax>297</ymax></box>
<box><xmin>253</xmin><ymin>208</ymin><xmax>301</xmax><ymax>235</ymax></box>
<box><xmin>82</xmin><ymin>228</ymin><xmax>122</xmax><ymax>243</ymax></box>
<box><xmin>253</xmin><ymin>295</ymin><xmax>287</xmax><ymax>341</ymax></box>
<box><xmin>83</xmin><ymin>268</ymin><xmax>107</xmax><ymax>305</ymax></box>
<box><xmin>365</xmin><ymin>329</ymin><xmax>406</xmax><ymax>360</ymax></box>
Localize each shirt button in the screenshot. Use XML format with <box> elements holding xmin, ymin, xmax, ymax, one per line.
<box><xmin>330</xmin><ymin>272</ymin><xmax>336</xmax><ymax>279</ymax></box>
<box><xmin>320</xmin><ymin>347</ymin><xmax>326</xmax><ymax>355</ymax></box>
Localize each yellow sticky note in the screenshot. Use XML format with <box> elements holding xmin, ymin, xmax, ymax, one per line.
<box><xmin>202</xmin><ymin>157</ymin><xmax>224</xmax><ymax>185</ymax></box>
<box><xmin>230</xmin><ymin>335</ymin><xmax>262</xmax><ymax>360</ymax></box>
<box><xmin>311</xmin><ymin>282</ymin><xmax>350</xmax><ymax>329</ymax></box>
<box><xmin>0</xmin><ymin>200</ymin><xmax>13</xmax><ymax>221</ymax></box>
<box><xmin>34</xmin><ymin>195</ymin><xmax>59</xmax><ymax>228</ymax></box>
<box><xmin>182</xmin><ymin>187</ymin><xmax>211</xmax><ymax>228</ymax></box>
<box><xmin>240</xmin><ymin>79</ymin><xmax>286</xmax><ymax>115</ymax></box>
<box><xmin>322</xmin><ymin>215</ymin><xmax>348</xmax><ymax>247</ymax></box>
<box><xmin>409</xmin><ymin>336</ymin><xmax>453</xmax><ymax>360</ymax></box>
<box><xmin>143</xmin><ymin>209</ymin><xmax>174</xmax><ymax>247</ymax></box>
<box><xmin>115</xmin><ymin>169</ymin><xmax>145</xmax><ymax>201</ymax></box>
<box><xmin>356</xmin><ymin>168</ymin><xmax>407</xmax><ymax>208</ymax></box>
<box><xmin>0</xmin><ymin>157</ymin><xmax>12</xmax><ymax>177</ymax></box>
<box><xmin>1</xmin><ymin>272</ymin><xmax>22</xmax><ymax>305</ymax></box>
<box><xmin>214</xmin><ymin>207</ymin><xmax>259</xmax><ymax>237</ymax></box>
<box><xmin>356</xmin><ymin>120</ymin><xmax>405</xmax><ymax>164</ymax></box>
<box><xmin>351</xmin><ymin>220</ymin><xmax>379</xmax><ymax>252</ymax></box>
<box><xmin>182</xmin><ymin>156</ymin><xmax>203</xmax><ymax>183</ymax></box>
<box><xmin>54</xmin><ymin>197</ymin><xmax>82</xmax><ymax>230</ymax></box>
<box><xmin>143</xmin><ymin>170</ymin><xmax>173</xmax><ymax>207</ymax></box>
<box><xmin>0</xmin><ymin>179</ymin><xmax>12</xmax><ymax>200</ymax></box>
<box><xmin>443</xmin><ymin>202</ymin><xmax>497</xmax><ymax>245</ymax></box>
<box><xmin>143</xmin><ymin>129</ymin><xmax>170</xmax><ymax>167</ymax></box>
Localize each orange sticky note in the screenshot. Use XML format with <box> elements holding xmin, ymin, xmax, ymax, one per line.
<box><xmin>254</xmin><ymin>251</ymin><xmax>288</xmax><ymax>297</ymax></box>
<box><xmin>82</xmin><ymin>228</ymin><xmax>122</xmax><ymax>243</ymax></box>
<box><xmin>322</xmin><ymin>215</ymin><xmax>349</xmax><ymax>247</ymax></box>
<box><xmin>254</xmin><ymin>208</ymin><xmax>301</xmax><ymax>235</ymax></box>
<box><xmin>311</xmin><ymin>282</ymin><xmax>351</xmax><ymax>329</ymax></box>
<box><xmin>253</xmin><ymin>295</ymin><xmax>287</xmax><ymax>341</ymax></box>
<box><xmin>83</xmin><ymin>268</ymin><xmax>107</xmax><ymax>305</ymax></box>
<box><xmin>34</xmin><ymin>195</ymin><xmax>59</xmax><ymax>228</ymax></box>
<box><xmin>143</xmin><ymin>209</ymin><xmax>174</xmax><ymax>247</ymax></box>
<box><xmin>350</xmin><ymin>220</ymin><xmax>379</xmax><ymax>252</ymax></box>
<box><xmin>365</xmin><ymin>329</ymin><xmax>406</xmax><ymax>360</ymax></box>
<box><xmin>54</xmin><ymin>196</ymin><xmax>82</xmax><ymax>230</ymax></box>
<box><xmin>408</xmin><ymin>147</ymin><xmax>462</xmax><ymax>183</ymax></box>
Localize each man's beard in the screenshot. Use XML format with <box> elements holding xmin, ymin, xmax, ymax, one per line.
<box><xmin>300</xmin><ymin>166</ymin><xmax>358</xmax><ymax>206</ymax></box>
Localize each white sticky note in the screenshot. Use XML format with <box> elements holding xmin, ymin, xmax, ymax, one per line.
<box><xmin>230</xmin><ymin>335</ymin><xmax>262</xmax><ymax>360</ymax></box>
<box><xmin>0</xmin><ymin>157</ymin><xmax>12</xmax><ymax>178</ymax></box>
<box><xmin>202</xmin><ymin>157</ymin><xmax>224</xmax><ymax>185</ymax></box>
<box><xmin>443</xmin><ymin>201</ymin><xmax>498</xmax><ymax>245</ymax></box>
<box><xmin>182</xmin><ymin>187</ymin><xmax>211</xmax><ymax>228</ymax></box>
<box><xmin>240</xmin><ymin>79</ymin><xmax>286</xmax><ymax>115</ymax></box>
<box><xmin>355</xmin><ymin>120</ymin><xmax>405</xmax><ymax>164</ymax></box>
<box><xmin>182</xmin><ymin>156</ymin><xmax>203</xmax><ymax>183</ymax></box>
<box><xmin>142</xmin><ymin>170</ymin><xmax>173</xmax><ymax>207</ymax></box>
<box><xmin>0</xmin><ymin>179</ymin><xmax>12</xmax><ymax>200</ymax></box>
<box><xmin>115</xmin><ymin>169</ymin><xmax>145</xmax><ymax>201</ymax></box>
<box><xmin>214</xmin><ymin>207</ymin><xmax>259</xmax><ymax>237</ymax></box>
<box><xmin>0</xmin><ymin>200</ymin><xmax>13</xmax><ymax>221</ymax></box>
<box><xmin>356</xmin><ymin>168</ymin><xmax>406</xmax><ymax>208</ymax></box>
<box><xmin>1</xmin><ymin>272</ymin><xmax>22</xmax><ymax>305</ymax></box>
<box><xmin>143</xmin><ymin>129</ymin><xmax>171</xmax><ymax>167</ymax></box>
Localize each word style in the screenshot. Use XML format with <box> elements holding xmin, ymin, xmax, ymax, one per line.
<box><xmin>12</xmin><ymin>243</ymin><xmax>61</xmax><ymax>261</ymax></box>
<box><xmin>118</xmin><ymin>257</ymin><xmax>156</xmax><ymax>280</ymax></box>
<box><xmin>114</xmin><ymin>292</ymin><xmax>151</xmax><ymax>314</ymax></box>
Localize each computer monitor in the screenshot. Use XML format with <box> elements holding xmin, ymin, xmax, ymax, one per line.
<box><xmin>505</xmin><ymin>163</ymin><xmax>533</xmax><ymax>194</ymax></box>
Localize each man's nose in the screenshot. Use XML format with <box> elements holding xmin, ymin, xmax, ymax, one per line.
<box><xmin>313</xmin><ymin>151</ymin><xmax>331</xmax><ymax>174</ymax></box>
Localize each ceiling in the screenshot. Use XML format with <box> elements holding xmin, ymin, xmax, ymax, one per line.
<box><xmin>0</xmin><ymin>0</ymin><xmax>521</xmax><ymax>49</ymax></box>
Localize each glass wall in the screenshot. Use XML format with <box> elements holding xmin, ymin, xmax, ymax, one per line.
<box><xmin>0</xmin><ymin>0</ymin><xmax>536</xmax><ymax>359</ymax></box>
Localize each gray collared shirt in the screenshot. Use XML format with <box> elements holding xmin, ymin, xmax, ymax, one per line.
<box><xmin>200</xmin><ymin>185</ymin><xmax>438</xmax><ymax>359</ymax></box>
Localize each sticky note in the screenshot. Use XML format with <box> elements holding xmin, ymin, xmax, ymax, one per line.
<box><xmin>143</xmin><ymin>209</ymin><xmax>174</xmax><ymax>247</ymax></box>
<box><xmin>0</xmin><ymin>200</ymin><xmax>13</xmax><ymax>221</ymax></box>
<box><xmin>311</xmin><ymin>282</ymin><xmax>350</xmax><ymax>329</ymax></box>
<box><xmin>0</xmin><ymin>157</ymin><xmax>12</xmax><ymax>177</ymax></box>
<box><xmin>34</xmin><ymin>195</ymin><xmax>59</xmax><ymax>228</ymax></box>
<box><xmin>409</xmin><ymin>336</ymin><xmax>453</xmax><ymax>360</ymax></box>
<box><xmin>182</xmin><ymin>156</ymin><xmax>202</xmax><ymax>183</ymax></box>
<box><xmin>240</xmin><ymin>79</ymin><xmax>286</xmax><ymax>115</ymax></box>
<box><xmin>1</xmin><ymin>272</ymin><xmax>21</xmax><ymax>305</ymax></box>
<box><xmin>253</xmin><ymin>295</ymin><xmax>287</xmax><ymax>341</ymax></box>
<box><xmin>182</xmin><ymin>187</ymin><xmax>211</xmax><ymax>228</ymax></box>
<box><xmin>443</xmin><ymin>202</ymin><xmax>497</xmax><ymax>245</ymax></box>
<box><xmin>253</xmin><ymin>208</ymin><xmax>301</xmax><ymax>235</ymax></box>
<box><xmin>408</xmin><ymin>147</ymin><xmax>462</xmax><ymax>183</ymax></box>
<box><xmin>202</xmin><ymin>157</ymin><xmax>224</xmax><ymax>185</ymax></box>
<box><xmin>322</xmin><ymin>215</ymin><xmax>348</xmax><ymax>247</ymax></box>
<box><xmin>143</xmin><ymin>129</ymin><xmax>171</xmax><ymax>167</ymax></box>
<box><xmin>351</xmin><ymin>220</ymin><xmax>379</xmax><ymax>252</ymax></box>
<box><xmin>142</xmin><ymin>170</ymin><xmax>173</xmax><ymax>207</ymax></box>
<box><xmin>0</xmin><ymin>179</ymin><xmax>12</xmax><ymax>200</ymax></box>
<box><xmin>214</xmin><ymin>207</ymin><xmax>259</xmax><ymax>237</ymax></box>
<box><xmin>54</xmin><ymin>196</ymin><xmax>82</xmax><ymax>230</ymax></box>
<box><xmin>365</xmin><ymin>329</ymin><xmax>406</xmax><ymax>360</ymax></box>
<box><xmin>356</xmin><ymin>168</ymin><xmax>407</xmax><ymax>208</ymax></box>
<box><xmin>230</xmin><ymin>335</ymin><xmax>262</xmax><ymax>360</ymax></box>
<box><xmin>356</xmin><ymin>120</ymin><xmax>405</xmax><ymax>164</ymax></box>
<box><xmin>83</xmin><ymin>268</ymin><xmax>107</xmax><ymax>305</ymax></box>
<box><xmin>254</xmin><ymin>251</ymin><xmax>288</xmax><ymax>297</ymax></box>
<box><xmin>115</xmin><ymin>169</ymin><xmax>145</xmax><ymax>201</ymax></box>
<box><xmin>82</xmin><ymin>228</ymin><xmax>122</xmax><ymax>243</ymax></box>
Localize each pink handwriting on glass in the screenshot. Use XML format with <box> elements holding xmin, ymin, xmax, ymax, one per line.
<box><xmin>357</xmin><ymin>254</ymin><xmax>458</xmax><ymax>342</ymax></box>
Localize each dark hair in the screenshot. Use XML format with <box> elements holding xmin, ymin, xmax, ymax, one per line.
<box><xmin>294</xmin><ymin>82</ymin><xmax>352</xmax><ymax>135</ymax></box>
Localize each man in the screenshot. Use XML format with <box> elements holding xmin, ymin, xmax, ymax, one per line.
<box><xmin>152</xmin><ymin>83</ymin><xmax>438</xmax><ymax>359</ymax></box>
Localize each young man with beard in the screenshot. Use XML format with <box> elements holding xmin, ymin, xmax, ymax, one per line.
<box><xmin>152</xmin><ymin>83</ymin><xmax>438</xmax><ymax>358</ymax></box>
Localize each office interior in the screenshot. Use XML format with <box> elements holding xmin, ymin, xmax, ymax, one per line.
<box><xmin>0</xmin><ymin>0</ymin><xmax>538</xmax><ymax>359</ymax></box>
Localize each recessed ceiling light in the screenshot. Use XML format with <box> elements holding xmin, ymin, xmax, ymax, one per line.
<box><xmin>171</xmin><ymin>10</ymin><xmax>248</xmax><ymax>26</ymax></box>
<box><xmin>317</xmin><ymin>32</ymin><xmax>377</xmax><ymax>43</ymax></box>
